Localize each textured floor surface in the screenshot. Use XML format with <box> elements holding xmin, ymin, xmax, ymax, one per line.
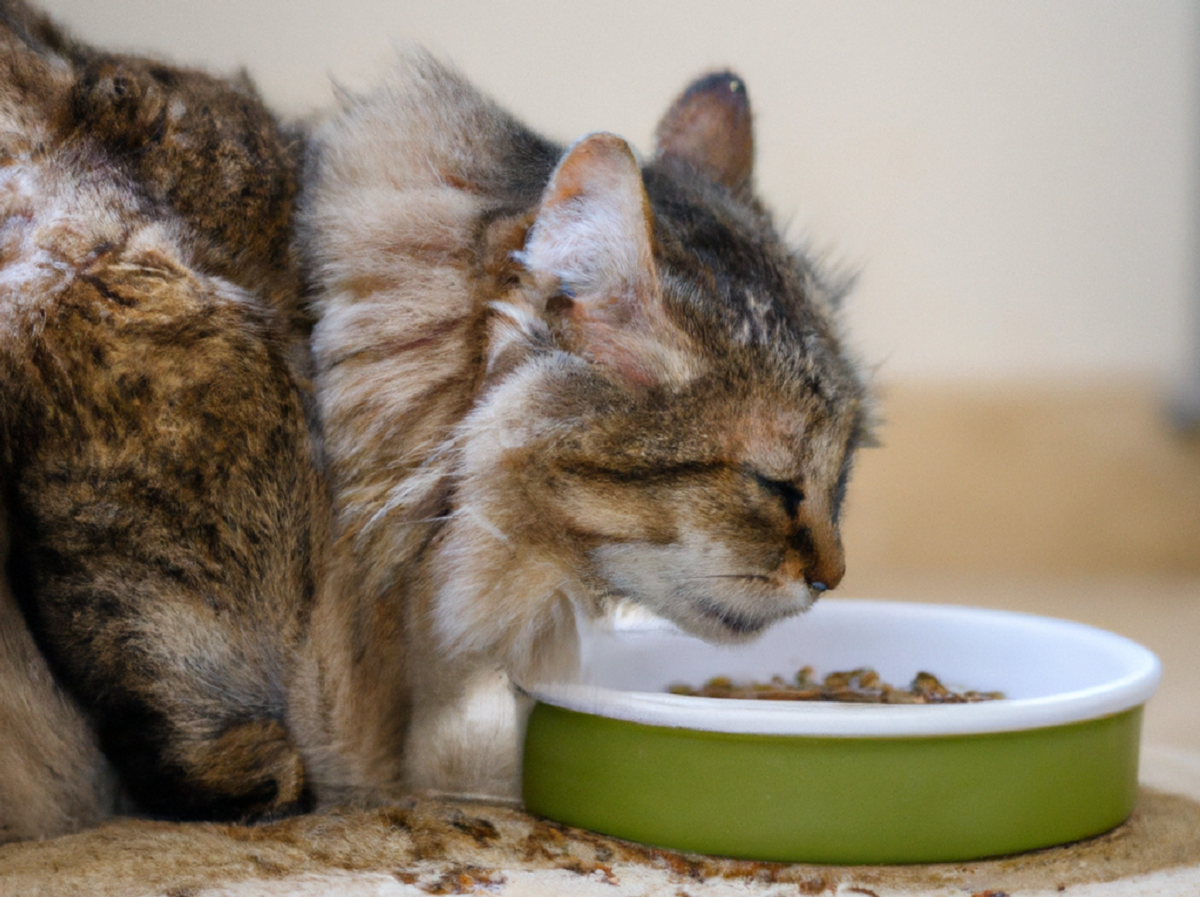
<box><xmin>0</xmin><ymin>785</ymin><xmax>1197</xmax><ymax>897</ymax></box>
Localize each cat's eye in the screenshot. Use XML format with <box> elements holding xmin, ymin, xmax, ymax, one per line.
<box><xmin>748</xmin><ymin>469</ymin><xmax>804</xmax><ymax>519</ymax></box>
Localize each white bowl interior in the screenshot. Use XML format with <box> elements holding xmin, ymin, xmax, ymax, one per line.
<box><xmin>527</xmin><ymin>599</ymin><xmax>1161</xmax><ymax>737</ymax></box>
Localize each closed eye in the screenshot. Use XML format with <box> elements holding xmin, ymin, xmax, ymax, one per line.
<box><xmin>555</xmin><ymin>460</ymin><xmax>724</xmax><ymax>484</ymax></box>
<box><xmin>747</xmin><ymin>468</ymin><xmax>804</xmax><ymax>519</ymax></box>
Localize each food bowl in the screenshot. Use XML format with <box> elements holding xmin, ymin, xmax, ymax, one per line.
<box><xmin>521</xmin><ymin>599</ymin><xmax>1161</xmax><ymax>864</ymax></box>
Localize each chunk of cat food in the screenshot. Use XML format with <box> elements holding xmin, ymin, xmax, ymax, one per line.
<box><xmin>668</xmin><ymin>668</ymin><xmax>1003</xmax><ymax>703</ymax></box>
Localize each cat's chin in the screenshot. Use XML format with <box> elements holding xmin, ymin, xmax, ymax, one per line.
<box><xmin>590</xmin><ymin>543</ymin><xmax>817</xmax><ymax>645</ymax></box>
<box><xmin>661</xmin><ymin>591</ymin><xmax>816</xmax><ymax>644</ymax></box>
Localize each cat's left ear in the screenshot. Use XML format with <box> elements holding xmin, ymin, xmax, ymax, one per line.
<box><xmin>655</xmin><ymin>71</ymin><xmax>754</xmax><ymax>194</ymax></box>
<box><xmin>516</xmin><ymin>132</ymin><xmax>695</xmax><ymax>387</ymax></box>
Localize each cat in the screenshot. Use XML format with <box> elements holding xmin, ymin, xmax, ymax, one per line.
<box><xmin>0</xmin><ymin>0</ymin><xmax>872</xmax><ymax>839</ymax></box>
<box><xmin>293</xmin><ymin>50</ymin><xmax>873</xmax><ymax>801</ymax></box>
<box><xmin>0</xmin><ymin>0</ymin><xmax>328</xmax><ymax>838</ymax></box>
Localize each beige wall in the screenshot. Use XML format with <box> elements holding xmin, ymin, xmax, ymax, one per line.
<box><xmin>38</xmin><ymin>0</ymin><xmax>1198</xmax><ymax>384</ymax></box>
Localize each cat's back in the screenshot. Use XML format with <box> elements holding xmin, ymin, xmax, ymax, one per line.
<box><xmin>0</xmin><ymin>6</ymin><xmax>329</xmax><ymax>826</ymax></box>
<box><xmin>0</xmin><ymin>0</ymin><xmax>323</xmax><ymax>645</ymax></box>
<box><xmin>0</xmin><ymin>52</ymin><xmax>296</xmax><ymax>513</ymax></box>
<box><xmin>0</xmin><ymin>10</ymin><xmax>132</xmax><ymax>395</ymax></box>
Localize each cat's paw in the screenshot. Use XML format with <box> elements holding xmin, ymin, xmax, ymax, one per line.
<box><xmin>172</xmin><ymin>718</ymin><xmax>314</xmax><ymax>822</ymax></box>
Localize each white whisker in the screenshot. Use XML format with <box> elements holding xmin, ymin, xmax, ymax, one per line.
<box><xmin>462</xmin><ymin>506</ymin><xmax>510</xmax><ymax>544</ymax></box>
<box><xmin>679</xmin><ymin>574</ymin><xmax>770</xmax><ymax>582</ymax></box>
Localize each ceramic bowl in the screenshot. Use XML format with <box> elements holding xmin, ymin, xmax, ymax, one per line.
<box><xmin>521</xmin><ymin>599</ymin><xmax>1161</xmax><ymax>864</ymax></box>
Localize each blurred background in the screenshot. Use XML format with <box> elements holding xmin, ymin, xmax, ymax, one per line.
<box><xmin>37</xmin><ymin>0</ymin><xmax>1200</xmax><ymax>756</ymax></box>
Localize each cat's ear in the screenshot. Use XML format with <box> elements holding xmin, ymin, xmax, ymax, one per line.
<box><xmin>519</xmin><ymin>132</ymin><xmax>654</xmax><ymax>300</ymax></box>
<box><xmin>516</xmin><ymin>132</ymin><xmax>694</xmax><ymax>387</ymax></box>
<box><xmin>655</xmin><ymin>71</ymin><xmax>753</xmax><ymax>193</ymax></box>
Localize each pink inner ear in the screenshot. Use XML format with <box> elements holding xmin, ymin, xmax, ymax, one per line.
<box><xmin>655</xmin><ymin>71</ymin><xmax>753</xmax><ymax>192</ymax></box>
<box><xmin>517</xmin><ymin>133</ymin><xmax>697</xmax><ymax>389</ymax></box>
<box><xmin>521</xmin><ymin>132</ymin><xmax>655</xmax><ymax>299</ymax></box>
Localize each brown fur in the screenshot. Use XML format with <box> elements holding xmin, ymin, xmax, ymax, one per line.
<box><xmin>0</xmin><ymin>506</ymin><xmax>118</xmax><ymax>841</ymax></box>
<box><xmin>67</xmin><ymin>52</ymin><xmax>311</xmax><ymax>354</ymax></box>
<box><xmin>295</xmin><ymin>51</ymin><xmax>871</xmax><ymax>800</ymax></box>
<box><xmin>1</xmin><ymin>3</ymin><xmax>870</xmax><ymax>838</ymax></box>
<box><xmin>0</xmin><ymin>0</ymin><xmax>329</xmax><ymax>837</ymax></box>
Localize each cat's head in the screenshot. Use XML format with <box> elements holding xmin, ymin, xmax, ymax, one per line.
<box><xmin>62</xmin><ymin>53</ymin><xmax>302</xmax><ymax>316</ymax></box>
<box><xmin>448</xmin><ymin>72</ymin><xmax>871</xmax><ymax>649</ymax></box>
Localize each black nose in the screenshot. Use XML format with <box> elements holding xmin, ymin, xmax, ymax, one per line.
<box><xmin>809</xmin><ymin>581</ymin><xmax>828</xmax><ymax>593</ymax></box>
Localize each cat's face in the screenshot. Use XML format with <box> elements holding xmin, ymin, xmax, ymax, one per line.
<box><xmin>540</xmin><ymin>371</ymin><xmax>858</xmax><ymax>643</ymax></box>
<box><xmin>461</xmin><ymin>320</ymin><xmax>864</xmax><ymax>645</ymax></box>
<box><xmin>461</xmin><ymin>74</ymin><xmax>870</xmax><ymax>644</ymax></box>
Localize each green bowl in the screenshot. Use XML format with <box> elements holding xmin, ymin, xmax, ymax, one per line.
<box><xmin>521</xmin><ymin>599</ymin><xmax>1161</xmax><ymax>864</ymax></box>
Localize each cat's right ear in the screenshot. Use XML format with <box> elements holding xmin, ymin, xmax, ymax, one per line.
<box><xmin>515</xmin><ymin>133</ymin><xmax>695</xmax><ymax>388</ymax></box>
<box><xmin>655</xmin><ymin>71</ymin><xmax>754</xmax><ymax>194</ymax></box>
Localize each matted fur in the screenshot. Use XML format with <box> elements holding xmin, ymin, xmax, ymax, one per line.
<box><xmin>298</xmin><ymin>51</ymin><xmax>871</xmax><ymax>800</ymax></box>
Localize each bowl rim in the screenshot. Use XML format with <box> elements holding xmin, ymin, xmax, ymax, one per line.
<box><xmin>523</xmin><ymin>599</ymin><xmax>1162</xmax><ymax>738</ymax></box>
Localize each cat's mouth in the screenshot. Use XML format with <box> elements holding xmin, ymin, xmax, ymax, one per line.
<box><xmin>678</xmin><ymin>581</ymin><xmax>818</xmax><ymax>642</ymax></box>
<box><xmin>693</xmin><ymin>598</ymin><xmax>774</xmax><ymax>637</ymax></box>
<box><xmin>590</xmin><ymin>542</ymin><xmax>820</xmax><ymax>643</ymax></box>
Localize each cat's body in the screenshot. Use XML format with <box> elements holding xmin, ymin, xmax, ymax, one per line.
<box><xmin>295</xmin><ymin>54</ymin><xmax>871</xmax><ymax>800</ymax></box>
<box><xmin>0</xmin><ymin>1</ymin><xmax>327</xmax><ymax>837</ymax></box>
<box><xmin>0</xmin><ymin>1</ymin><xmax>870</xmax><ymax>841</ymax></box>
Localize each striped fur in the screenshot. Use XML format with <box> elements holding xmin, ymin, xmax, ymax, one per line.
<box><xmin>0</xmin><ymin>1</ymin><xmax>327</xmax><ymax>837</ymax></box>
<box><xmin>297</xmin><ymin>52</ymin><xmax>871</xmax><ymax>799</ymax></box>
<box><xmin>0</xmin><ymin>5</ymin><xmax>872</xmax><ymax>830</ymax></box>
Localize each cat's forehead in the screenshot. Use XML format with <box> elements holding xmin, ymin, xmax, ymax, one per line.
<box><xmin>726</xmin><ymin>377</ymin><xmax>860</xmax><ymax>475</ymax></box>
<box><xmin>643</xmin><ymin>164</ymin><xmax>840</xmax><ymax>358</ymax></box>
<box><xmin>732</xmin><ymin>402</ymin><xmax>814</xmax><ymax>475</ymax></box>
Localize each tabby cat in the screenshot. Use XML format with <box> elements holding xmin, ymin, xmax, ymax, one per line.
<box><xmin>294</xmin><ymin>51</ymin><xmax>872</xmax><ymax>800</ymax></box>
<box><xmin>0</xmin><ymin>1</ymin><xmax>870</xmax><ymax>840</ymax></box>
<box><xmin>0</xmin><ymin>0</ymin><xmax>327</xmax><ymax>838</ymax></box>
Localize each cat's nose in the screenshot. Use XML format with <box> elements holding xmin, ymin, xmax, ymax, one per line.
<box><xmin>801</xmin><ymin>519</ymin><xmax>845</xmax><ymax>593</ymax></box>
<box><xmin>806</xmin><ymin>547</ymin><xmax>844</xmax><ymax>593</ymax></box>
<box><xmin>781</xmin><ymin>518</ymin><xmax>845</xmax><ymax>592</ymax></box>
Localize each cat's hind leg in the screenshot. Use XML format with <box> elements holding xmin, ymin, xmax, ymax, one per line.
<box><xmin>0</xmin><ymin>507</ymin><xmax>119</xmax><ymax>843</ymax></box>
<box><xmin>6</xmin><ymin>534</ymin><xmax>315</xmax><ymax>822</ymax></box>
<box><xmin>89</xmin><ymin>671</ymin><xmax>313</xmax><ymax>822</ymax></box>
<box><xmin>3</xmin><ymin>240</ymin><xmax>326</xmax><ymax>823</ymax></box>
